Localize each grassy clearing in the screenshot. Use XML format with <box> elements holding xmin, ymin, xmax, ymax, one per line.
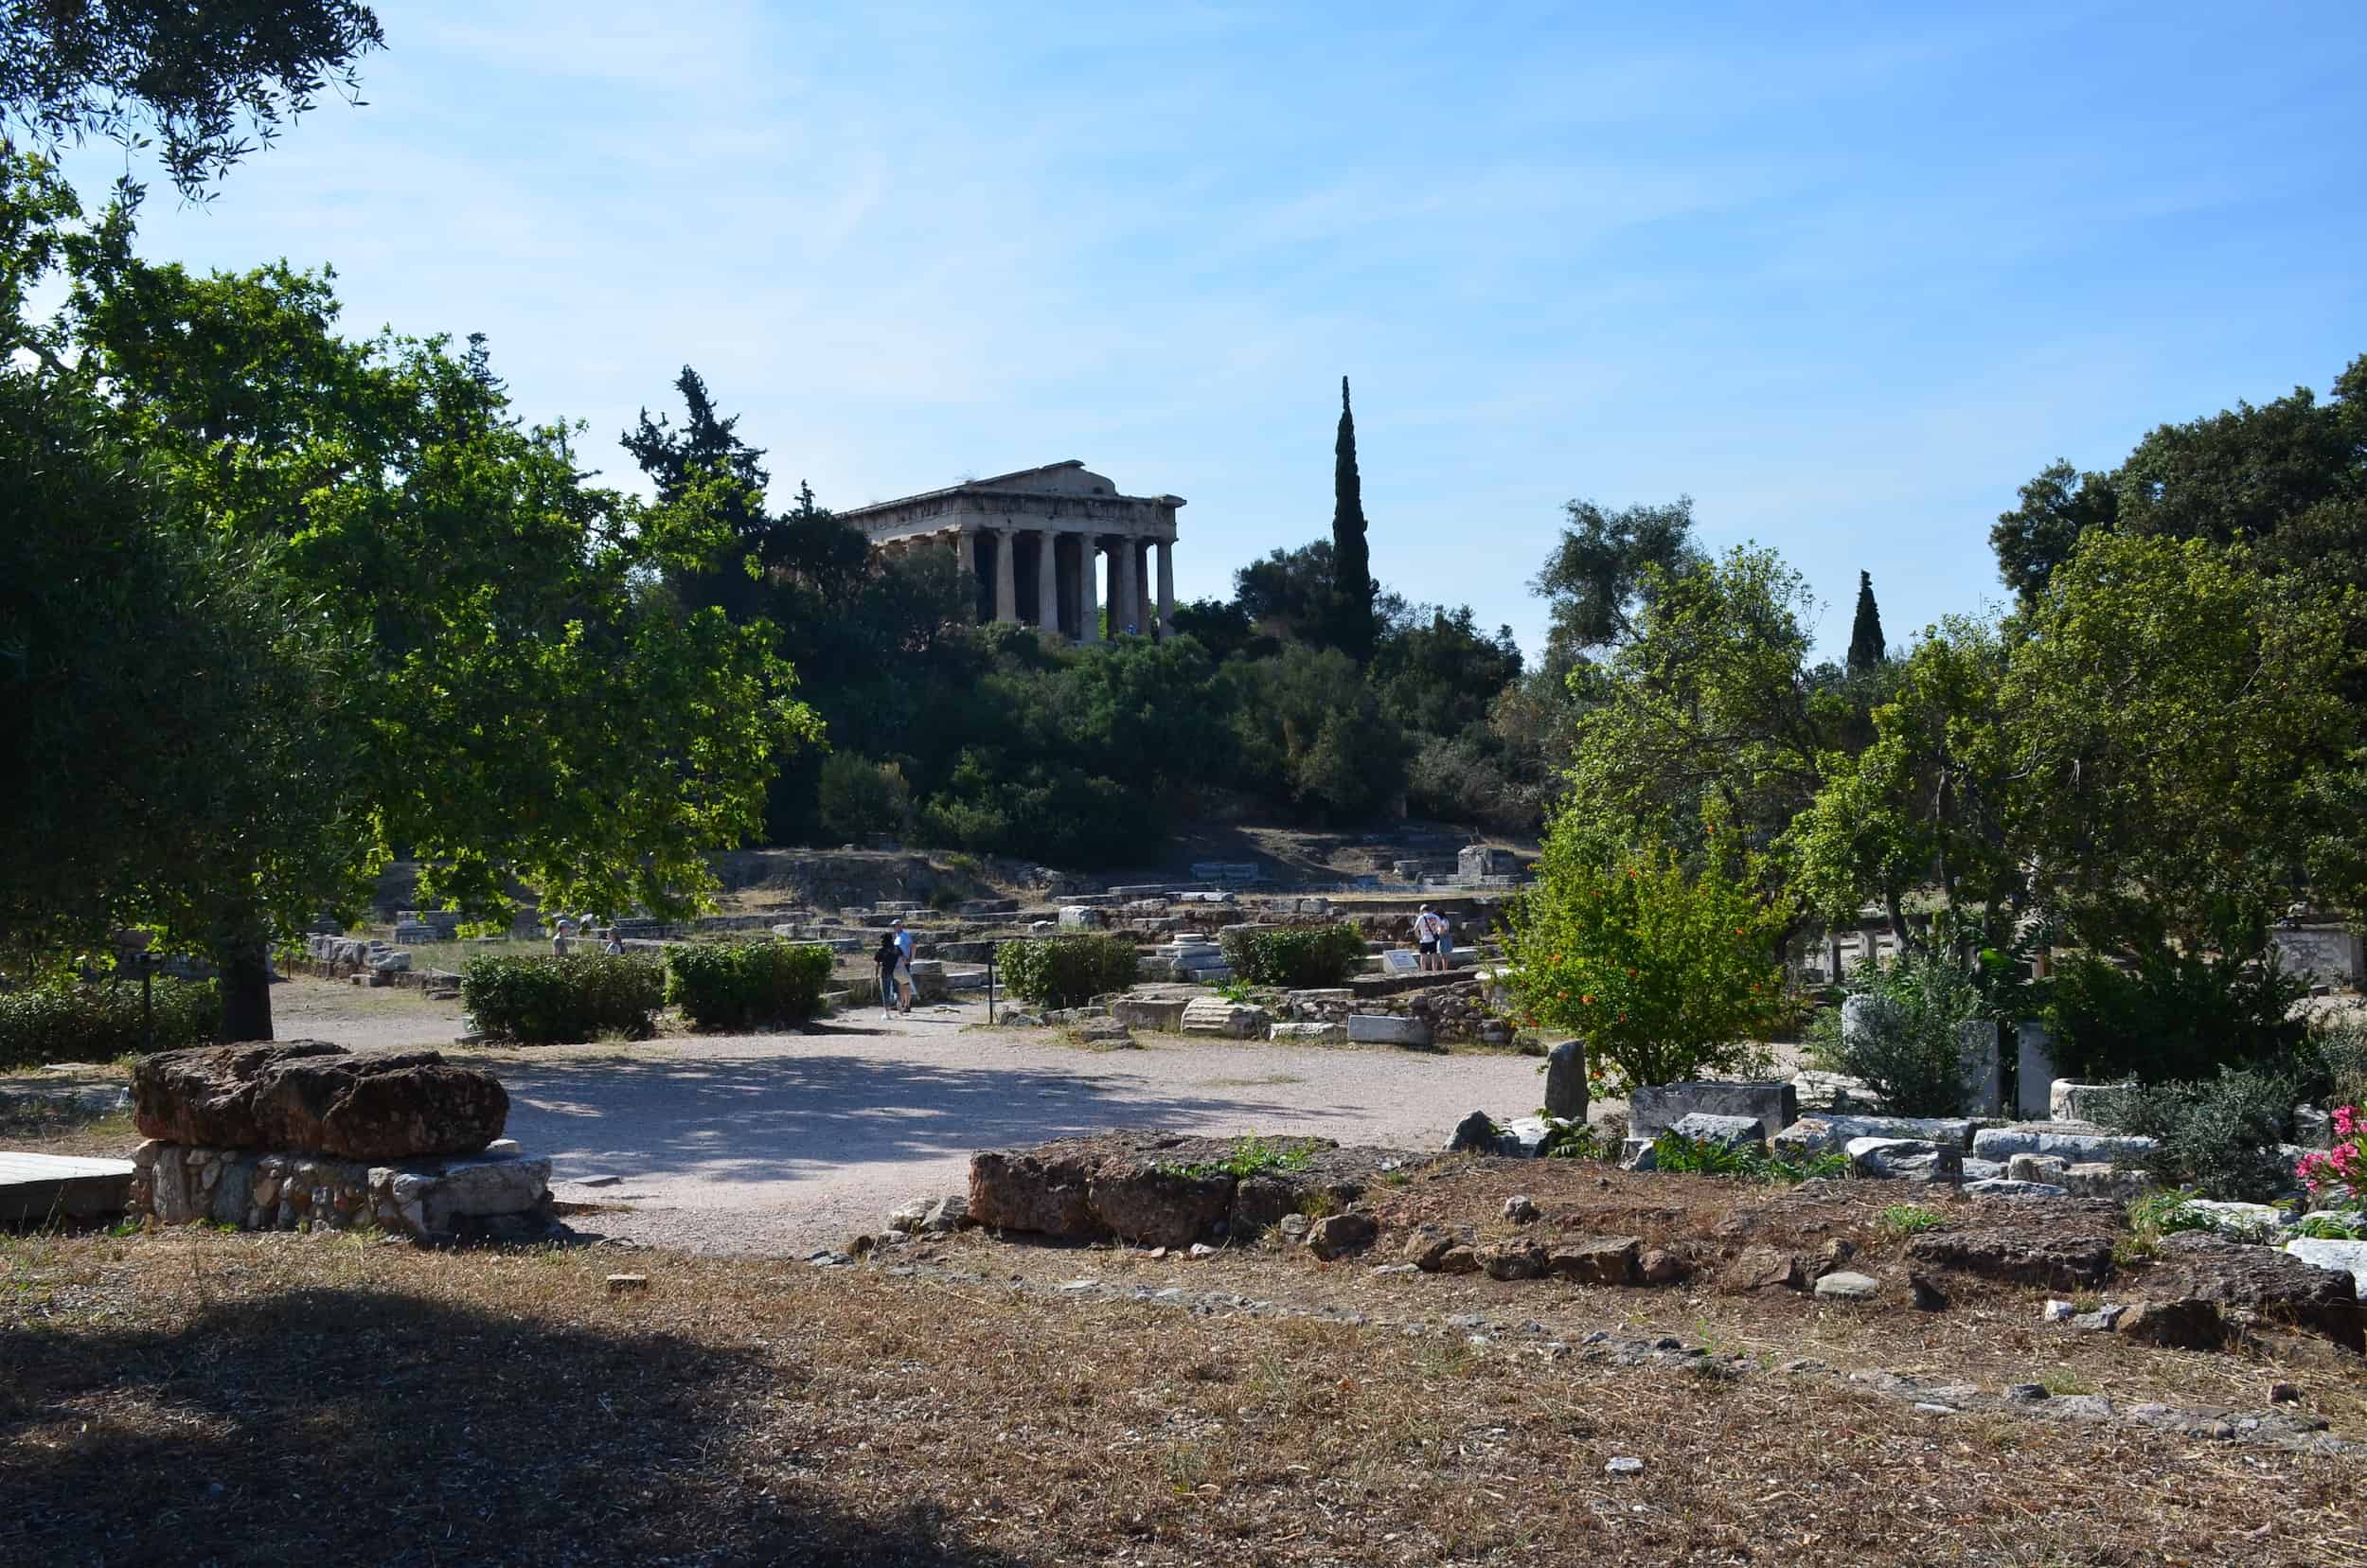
<box><xmin>2</xmin><ymin>1228</ymin><xmax>2361</xmax><ymax>1565</ymax></box>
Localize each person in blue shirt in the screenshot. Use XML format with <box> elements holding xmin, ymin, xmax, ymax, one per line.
<box><xmin>891</xmin><ymin>917</ymin><xmax>917</xmax><ymax>1013</ymax></box>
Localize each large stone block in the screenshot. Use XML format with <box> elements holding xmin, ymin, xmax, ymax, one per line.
<box><xmin>1627</xmin><ymin>1080</ymin><xmax>1798</xmax><ymax>1142</ymax></box>
<box><xmin>1181</xmin><ymin>997</ymin><xmax>1270</xmax><ymax>1039</ymax></box>
<box><xmin>131</xmin><ymin>1041</ymin><xmax>347</xmax><ymax>1148</ymax></box>
<box><xmin>2014</xmin><ymin>1022</ymin><xmax>2057</xmax><ymax>1120</ymax></box>
<box><xmin>1543</xmin><ymin>1041</ymin><xmax>1588</xmax><ymax>1121</ymax></box>
<box><xmin>1669</xmin><ymin>1112</ymin><xmax>1765</xmax><ymax>1150</ymax></box>
<box><xmin>1346</xmin><ymin>1013</ymin><xmax>1433</xmax><ymax>1048</ymax></box>
<box><xmin>1846</xmin><ymin>1136</ymin><xmax>1964</xmax><ymax>1183</ymax></box>
<box><xmin>1110</xmin><ymin>997</ymin><xmax>1188</xmax><ymax>1031</ymax></box>
<box><xmin>1956</xmin><ymin>1019</ymin><xmax>2002</xmax><ymax>1117</ymax></box>
<box><xmin>1771</xmin><ymin>1114</ymin><xmax>1974</xmax><ymax>1156</ymax></box>
<box><xmin>1970</xmin><ymin>1127</ymin><xmax>2158</xmax><ymax>1165</ymax></box>
<box><xmin>2049</xmin><ymin>1080</ymin><xmax>2135</xmax><ymax>1125</ymax></box>
<box><xmin>2286</xmin><ymin>1238</ymin><xmax>2367</xmax><ymax>1298</ymax></box>
<box><xmin>1268</xmin><ymin>1022</ymin><xmax>1348</xmax><ymax>1043</ymax></box>
<box><xmin>2270</xmin><ymin>925</ymin><xmax>2364</xmax><ymax>986</ymax></box>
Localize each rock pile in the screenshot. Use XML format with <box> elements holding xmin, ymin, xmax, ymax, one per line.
<box><xmin>125</xmin><ymin>1042</ymin><xmax>549</xmax><ymax>1242</ymax></box>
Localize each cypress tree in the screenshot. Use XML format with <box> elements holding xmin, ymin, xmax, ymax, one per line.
<box><xmin>1846</xmin><ymin>569</ymin><xmax>1887</xmax><ymax>675</ymax></box>
<box><xmin>1330</xmin><ymin>376</ymin><xmax>1376</xmax><ymax>661</ymax></box>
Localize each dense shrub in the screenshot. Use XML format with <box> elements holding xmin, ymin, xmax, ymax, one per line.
<box><xmin>667</xmin><ymin>940</ymin><xmax>834</xmax><ymax>1030</ymax></box>
<box><xmin>2047</xmin><ymin>945</ymin><xmax>2305</xmax><ymax>1082</ymax></box>
<box><xmin>2300</xmin><ymin>1008</ymin><xmax>2367</xmax><ymax>1112</ymax></box>
<box><xmin>2099</xmin><ymin>1067</ymin><xmax>2299</xmax><ymax>1203</ymax></box>
<box><xmin>0</xmin><ymin>978</ymin><xmax>219</xmax><ymax>1067</ymax></box>
<box><xmin>995</xmin><ymin>935</ymin><xmax>1140</xmax><ymax>1009</ymax></box>
<box><xmin>461</xmin><ymin>953</ymin><xmax>664</xmax><ymax>1043</ymax></box>
<box><xmin>1501</xmin><ymin>834</ymin><xmax>1787</xmax><ymax>1096</ymax></box>
<box><xmin>815</xmin><ymin>753</ymin><xmax>910</xmax><ymax>842</ymax></box>
<box><xmin>1807</xmin><ymin>953</ymin><xmax>1988</xmax><ymax>1116</ymax></box>
<box><xmin>1219</xmin><ymin>923</ymin><xmax>1367</xmax><ymax>988</ymax></box>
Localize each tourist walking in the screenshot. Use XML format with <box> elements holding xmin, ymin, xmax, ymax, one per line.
<box><xmin>1414</xmin><ymin>905</ymin><xmax>1440</xmax><ymax>972</ymax></box>
<box><xmin>874</xmin><ymin>928</ymin><xmax>901</xmax><ymax>1018</ymax></box>
<box><xmin>891</xmin><ymin>917</ymin><xmax>917</xmax><ymax>1013</ymax></box>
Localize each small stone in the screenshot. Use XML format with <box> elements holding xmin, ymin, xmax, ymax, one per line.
<box><xmin>2005</xmin><ymin>1383</ymin><xmax>2049</xmax><ymax>1402</ymax></box>
<box><xmin>1187</xmin><ymin>1242</ymin><xmax>1218</xmax><ymax>1259</ymax></box>
<box><xmin>2040</xmin><ymin>1299</ymin><xmax>2076</xmax><ymax>1322</ymax></box>
<box><xmin>1813</xmin><ymin>1271</ymin><xmax>1880</xmax><ymax>1303</ymax></box>
<box><xmin>1909</xmin><ymin>1272</ymin><xmax>1949</xmax><ymax>1311</ymax></box>
<box><xmin>1058</xmin><ymin>1278</ymin><xmax>1100</xmax><ymax>1292</ymax></box>
<box><xmin>1503</xmin><ymin>1194</ymin><xmax>1540</xmax><ymax>1222</ymax></box>
<box><xmin>1638</xmin><ymin>1248</ymin><xmax>1685</xmax><ymax>1285</ymax></box>
<box><xmin>1278</xmin><ymin>1213</ymin><xmax>1312</xmax><ymax>1240</ymax></box>
<box><xmin>605</xmin><ymin>1274</ymin><xmax>650</xmax><ymax>1294</ymax></box>
<box><xmin>1912</xmin><ymin>1401</ymin><xmax>1956</xmax><ymax>1416</ymax></box>
<box><xmin>2071</xmin><ymin>1305</ymin><xmax>2126</xmax><ymax>1332</ymax></box>
<box><xmin>2270</xmin><ymin>1381</ymin><xmax>2301</xmax><ymax>1403</ymax></box>
<box><xmin>1148</xmin><ymin>1246</ymin><xmax>1167</xmax><ymax>1259</ymax></box>
<box><xmin>1436</xmin><ymin>1243</ymin><xmax>1481</xmax><ymax>1274</ymax></box>
<box><xmin>1306</xmin><ymin>1212</ymin><xmax>1379</xmax><ymax>1259</ymax></box>
<box><xmin>1605</xmin><ymin>1456</ymin><xmax>1645</xmax><ymax>1476</ymax></box>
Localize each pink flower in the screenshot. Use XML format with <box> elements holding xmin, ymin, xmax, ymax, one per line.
<box><xmin>2335</xmin><ymin>1105</ymin><xmax>2358</xmax><ymax>1138</ymax></box>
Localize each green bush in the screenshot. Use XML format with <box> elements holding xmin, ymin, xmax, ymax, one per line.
<box><xmin>2300</xmin><ymin>1008</ymin><xmax>2367</xmax><ymax>1111</ymax></box>
<box><xmin>2047</xmin><ymin>945</ymin><xmax>2305</xmax><ymax>1083</ymax></box>
<box><xmin>995</xmin><ymin>935</ymin><xmax>1140</xmax><ymax>1009</ymax></box>
<box><xmin>1807</xmin><ymin>952</ymin><xmax>1988</xmax><ymax>1116</ymax></box>
<box><xmin>2098</xmin><ymin>1067</ymin><xmax>2298</xmax><ymax>1203</ymax></box>
<box><xmin>0</xmin><ymin>978</ymin><xmax>220</xmax><ymax>1067</ymax></box>
<box><xmin>461</xmin><ymin>953</ymin><xmax>665</xmax><ymax>1043</ymax></box>
<box><xmin>1501</xmin><ymin>834</ymin><xmax>1788</xmax><ymax>1096</ymax></box>
<box><xmin>666</xmin><ymin>940</ymin><xmax>835</xmax><ymax>1030</ymax></box>
<box><xmin>1218</xmin><ymin>923</ymin><xmax>1367</xmax><ymax>988</ymax></box>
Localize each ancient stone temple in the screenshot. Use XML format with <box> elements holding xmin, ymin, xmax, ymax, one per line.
<box><xmin>839</xmin><ymin>460</ymin><xmax>1184</xmax><ymax>641</ymax></box>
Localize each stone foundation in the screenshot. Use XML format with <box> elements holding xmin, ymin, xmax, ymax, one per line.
<box><xmin>131</xmin><ymin>1138</ymin><xmax>553</xmax><ymax>1242</ymax></box>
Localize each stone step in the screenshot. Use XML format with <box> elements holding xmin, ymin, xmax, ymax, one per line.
<box><xmin>0</xmin><ymin>1150</ymin><xmax>134</xmax><ymax>1222</ymax></box>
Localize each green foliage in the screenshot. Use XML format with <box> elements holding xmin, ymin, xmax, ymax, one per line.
<box><xmin>460</xmin><ymin>953</ymin><xmax>665</xmax><ymax>1045</ymax></box>
<box><xmin>1</xmin><ymin>1</ymin><xmax>384</xmax><ymax>200</ymax></box>
<box><xmin>2046</xmin><ymin>947</ymin><xmax>2305</xmax><ymax>1083</ymax></box>
<box><xmin>994</xmin><ymin>935</ymin><xmax>1141</xmax><ymax>1010</ymax></box>
<box><xmin>2097</xmin><ymin>1068</ymin><xmax>2298</xmax><ymax>1203</ymax></box>
<box><xmin>1878</xmin><ymin>1204</ymin><xmax>1947</xmax><ymax>1238</ymax></box>
<box><xmin>1218</xmin><ymin>924</ymin><xmax>1366</xmax><ymax>989</ymax></box>
<box><xmin>1502</xmin><ymin>830</ymin><xmax>1787</xmax><ymax>1096</ymax></box>
<box><xmin>1557</xmin><ymin>544</ymin><xmax>1841</xmax><ymax>864</ymax></box>
<box><xmin>0</xmin><ymin>978</ymin><xmax>219</xmax><ymax>1068</ymax></box>
<box><xmin>2296</xmin><ymin>1211</ymin><xmax>2367</xmax><ymax>1240</ymax></box>
<box><xmin>1328</xmin><ymin>378</ymin><xmax>1375</xmax><ymax>663</ymax></box>
<box><xmin>815</xmin><ymin>754</ymin><xmax>911</xmax><ymax>842</ymax></box>
<box><xmin>1157</xmin><ymin>1135</ymin><xmax>1320</xmax><ymax>1182</ymax></box>
<box><xmin>1845</xmin><ymin>571</ymin><xmax>1887</xmax><ymax>676</ymax></box>
<box><xmin>1531</xmin><ymin>495</ymin><xmax>1701</xmax><ymax>668</ymax></box>
<box><xmin>1808</xmin><ymin>953</ymin><xmax>1988</xmax><ymax>1117</ymax></box>
<box><xmin>2301</xmin><ymin>1009</ymin><xmax>2367</xmax><ymax>1112</ymax></box>
<box><xmin>665</xmin><ymin>940</ymin><xmax>833</xmax><ymax>1031</ymax></box>
<box><xmin>1649</xmin><ymin>1132</ymin><xmax>1846</xmax><ymax>1185</ymax></box>
<box><xmin>1219</xmin><ymin>643</ymin><xmax>1407</xmax><ymax>824</ymax></box>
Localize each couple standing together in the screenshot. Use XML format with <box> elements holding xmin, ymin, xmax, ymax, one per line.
<box><xmin>876</xmin><ymin>918</ymin><xmax>917</xmax><ymax>1015</ymax></box>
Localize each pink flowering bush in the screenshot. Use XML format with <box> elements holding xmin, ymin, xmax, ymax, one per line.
<box><xmin>2297</xmin><ymin>1105</ymin><xmax>2363</xmax><ymax>1207</ymax></box>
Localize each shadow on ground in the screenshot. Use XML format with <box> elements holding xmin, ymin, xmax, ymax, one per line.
<box><xmin>0</xmin><ymin>1284</ymin><xmax>1023</xmax><ymax>1566</ymax></box>
<box><xmin>495</xmin><ymin>1033</ymin><xmax>1313</xmax><ymax>1186</ymax></box>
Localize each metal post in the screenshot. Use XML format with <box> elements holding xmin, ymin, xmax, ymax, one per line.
<box><xmin>987</xmin><ymin>953</ymin><xmax>997</xmax><ymax>1025</ymax></box>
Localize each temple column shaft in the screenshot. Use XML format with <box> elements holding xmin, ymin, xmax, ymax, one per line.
<box><xmin>1156</xmin><ymin>538</ymin><xmax>1175</xmax><ymax>637</ymax></box>
<box><xmin>1037</xmin><ymin>529</ymin><xmax>1061</xmax><ymax>633</ymax></box>
<box><xmin>993</xmin><ymin>529</ymin><xmax>1017</xmax><ymax>622</ymax></box>
<box><xmin>1134</xmin><ymin>540</ymin><xmax>1152</xmax><ymax>633</ymax></box>
<box><xmin>1112</xmin><ymin>539</ymin><xmax>1139</xmax><ymax>636</ymax></box>
<box><xmin>1078</xmin><ymin>540</ymin><xmax>1101</xmax><ymax>644</ymax></box>
<box><xmin>955</xmin><ymin>530</ymin><xmax>977</xmax><ymax>621</ymax></box>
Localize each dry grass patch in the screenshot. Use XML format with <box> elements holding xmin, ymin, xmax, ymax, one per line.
<box><xmin>3</xmin><ymin>1229</ymin><xmax>2363</xmax><ymax>1565</ymax></box>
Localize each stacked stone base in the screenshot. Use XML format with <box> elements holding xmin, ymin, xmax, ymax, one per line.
<box><xmin>132</xmin><ymin>1138</ymin><xmax>553</xmax><ymax>1242</ymax></box>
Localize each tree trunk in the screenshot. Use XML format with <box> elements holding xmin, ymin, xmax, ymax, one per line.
<box><xmin>215</xmin><ymin>936</ymin><xmax>276</xmax><ymax>1042</ymax></box>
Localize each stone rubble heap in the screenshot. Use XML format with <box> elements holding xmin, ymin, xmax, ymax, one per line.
<box><xmin>125</xmin><ymin>1041</ymin><xmax>551</xmax><ymax>1243</ymax></box>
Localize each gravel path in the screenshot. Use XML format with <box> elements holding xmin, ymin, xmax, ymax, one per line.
<box><xmin>263</xmin><ymin>980</ymin><xmax>1545</xmax><ymax>1256</ymax></box>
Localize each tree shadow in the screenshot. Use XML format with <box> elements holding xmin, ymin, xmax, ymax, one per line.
<box><xmin>0</xmin><ymin>1284</ymin><xmax>1025</xmax><ymax>1565</ymax></box>
<box><xmin>494</xmin><ymin>1041</ymin><xmax>1320</xmax><ymax>1187</ymax></box>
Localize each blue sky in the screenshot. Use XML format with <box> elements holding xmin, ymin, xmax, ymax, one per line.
<box><xmin>69</xmin><ymin>2</ymin><xmax>2367</xmax><ymax>663</ymax></box>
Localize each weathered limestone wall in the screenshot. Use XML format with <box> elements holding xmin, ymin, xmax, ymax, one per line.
<box><xmin>132</xmin><ymin>1139</ymin><xmax>553</xmax><ymax>1241</ymax></box>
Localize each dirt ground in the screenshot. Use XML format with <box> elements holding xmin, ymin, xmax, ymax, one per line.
<box><xmin>4</xmin><ymin>1215</ymin><xmax>2362</xmax><ymax>1566</ymax></box>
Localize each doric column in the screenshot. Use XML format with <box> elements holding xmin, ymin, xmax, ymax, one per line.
<box><xmin>1134</xmin><ymin>540</ymin><xmax>1152</xmax><ymax>633</ymax></box>
<box><xmin>1110</xmin><ymin>538</ymin><xmax>1137</xmax><ymax>637</ymax></box>
<box><xmin>993</xmin><ymin>529</ymin><xmax>1017</xmax><ymax>623</ymax></box>
<box><xmin>1156</xmin><ymin>537</ymin><xmax>1175</xmax><ymax>636</ymax></box>
<box><xmin>1078</xmin><ymin>540</ymin><xmax>1102</xmax><ymax>643</ymax></box>
<box><xmin>1037</xmin><ymin>528</ymin><xmax>1060</xmax><ymax>633</ymax></box>
<box><xmin>955</xmin><ymin>530</ymin><xmax>977</xmax><ymax>621</ymax></box>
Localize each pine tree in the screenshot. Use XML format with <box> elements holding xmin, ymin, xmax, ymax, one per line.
<box><xmin>1847</xmin><ymin>570</ymin><xmax>1887</xmax><ymax>675</ymax></box>
<box><xmin>1330</xmin><ymin>376</ymin><xmax>1376</xmax><ymax>661</ymax></box>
